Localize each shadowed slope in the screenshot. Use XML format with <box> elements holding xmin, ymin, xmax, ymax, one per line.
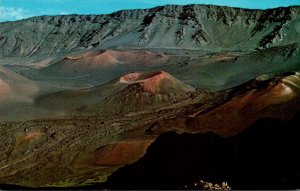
<box><xmin>105</xmin><ymin>110</ymin><xmax>300</xmax><ymax>190</ymax></box>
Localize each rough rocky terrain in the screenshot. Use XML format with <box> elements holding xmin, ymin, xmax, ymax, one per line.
<box><xmin>0</xmin><ymin>4</ymin><xmax>300</xmax><ymax>189</ymax></box>
<box><xmin>1</xmin><ymin>5</ymin><xmax>300</xmax><ymax>59</ymax></box>
<box><xmin>1</xmin><ymin>72</ymin><xmax>300</xmax><ymax>188</ymax></box>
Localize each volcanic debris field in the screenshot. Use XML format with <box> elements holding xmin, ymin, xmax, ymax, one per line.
<box><xmin>0</xmin><ymin>4</ymin><xmax>300</xmax><ymax>190</ymax></box>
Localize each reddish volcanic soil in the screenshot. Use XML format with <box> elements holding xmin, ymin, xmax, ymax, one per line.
<box><xmin>36</xmin><ymin>70</ymin><xmax>196</xmax><ymax>114</ymax></box>
<box><xmin>0</xmin><ymin>66</ymin><xmax>38</xmax><ymax>103</ymax></box>
<box><xmin>155</xmin><ymin>74</ymin><xmax>300</xmax><ymax>137</ymax></box>
<box><xmin>16</xmin><ymin>132</ymin><xmax>43</xmax><ymax>146</ymax></box>
<box><xmin>1</xmin><ymin>73</ymin><xmax>300</xmax><ymax>188</ymax></box>
<box><xmin>100</xmin><ymin>71</ymin><xmax>196</xmax><ymax>113</ymax></box>
<box><xmin>93</xmin><ymin>140</ymin><xmax>153</xmax><ymax>166</ymax></box>
<box><xmin>0</xmin><ymin>78</ymin><xmax>11</xmax><ymax>100</ymax></box>
<box><xmin>118</xmin><ymin>71</ymin><xmax>195</xmax><ymax>94</ymax></box>
<box><xmin>42</xmin><ymin>50</ymin><xmax>169</xmax><ymax>75</ymax></box>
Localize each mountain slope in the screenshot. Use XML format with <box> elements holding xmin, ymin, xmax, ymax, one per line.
<box><xmin>156</xmin><ymin>72</ymin><xmax>300</xmax><ymax>136</ymax></box>
<box><xmin>187</xmin><ymin>43</ymin><xmax>300</xmax><ymax>90</ymax></box>
<box><xmin>105</xmin><ymin>110</ymin><xmax>300</xmax><ymax>189</ymax></box>
<box><xmin>0</xmin><ymin>5</ymin><xmax>299</xmax><ymax>57</ymax></box>
<box><xmin>35</xmin><ymin>71</ymin><xmax>195</xmax><ymax>114</ymax></box>
<box><xmin>1</xmin><ymin>72</ymin><xmax>300</xmax><ymax>188</ymax></box>
<box><xmin>0</xmin><ymin>65</ymin><xmax>38</xmax><ymax>103</ymax></box>
<box><xmin>40</xmin><ymin>49</ymin><xmax>169</xmax><ymax>77</ymax></box>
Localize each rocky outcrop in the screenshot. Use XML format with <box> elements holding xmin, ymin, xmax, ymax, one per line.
<box><xmin>0</xmin><ymin>5</ymin><xmax>299</xmax><ymax>57</ymax></box>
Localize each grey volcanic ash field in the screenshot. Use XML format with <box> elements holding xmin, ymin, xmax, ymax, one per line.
<box><xmin>0</xmin><ymin>4</ymin><xmax>300</xmax><ymax>189</ymax></box>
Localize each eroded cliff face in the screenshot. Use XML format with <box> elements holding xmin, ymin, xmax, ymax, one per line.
<box><xmin>0</xmin><ymin>5</ymin><xmax>299</xmax><ymax>57</ymax></box>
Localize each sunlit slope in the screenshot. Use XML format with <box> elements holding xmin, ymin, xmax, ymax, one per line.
<box><xmin>171</xmin><ymin>43</ymin><xmax>300</xmax><ymax>90</ymax></box>
<box><xmin>0</xmin><ymin>5</ymin><xmax>299</xmax><ymax>57</ymax></box>
<box><xmin>40</xmin><ymin>50</ymin><xmax>169</xmax><ymax>77</ymax></box>
<box><xmin>0</xmin><ymin>65</ymin><xmax>38</xmax><ymax>103</ymax></box>
<box><xmin>35</xmin><ymin>71</ymin><xmax>195</xmax><ymax>114</ymax></box>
